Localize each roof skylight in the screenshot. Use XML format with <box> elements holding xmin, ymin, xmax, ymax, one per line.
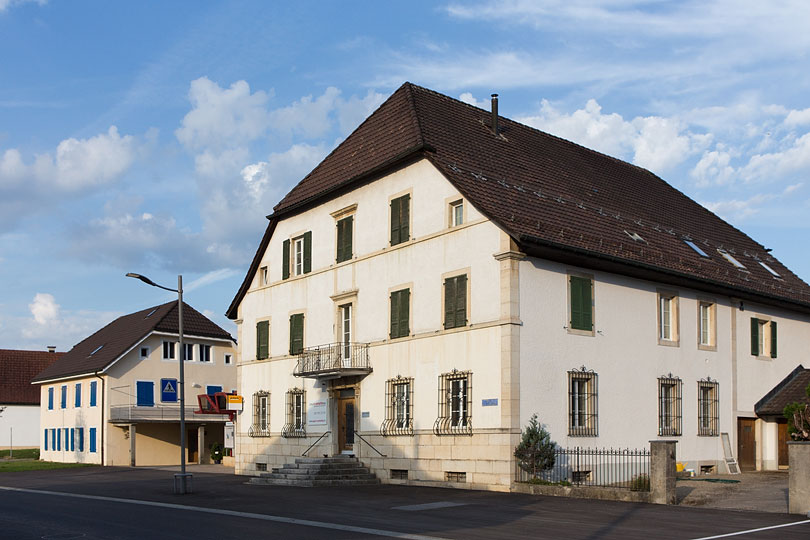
<box><xmin>717</xmin><ymin>249</ymin><xmax>746</xmax><ymax>269</ymax></box>
<box><xmin>684</xmin><ymin>239</ymin><xmax>709</xmax><ymax>258</ymax></box>
<box><xmin>145</xmin><ymin>307</ymin><xmax>158</xmax><ymax>318</ymax></box>
<box><xmin>89</xmin><ymin>344</ymin><xmax>104</xmax><ymax>356</ymax></box>
<box><xmin>624</xmin><ymin>230</ymin><xmax>645</xmax><ymax>242</ymax></box>
<box><xmin>759</xmin><ymin>261</ymin><xmax>781</xmax><ymax>278</ymax></box>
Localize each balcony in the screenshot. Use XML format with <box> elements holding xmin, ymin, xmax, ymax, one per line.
<box><xmin>294</xmin><ymin>342</ymin><xmax>372</xmax><ymax>379</ymax></box>
<box><xmin>108</xmin><ymin>404</ymin><xmax>226</xmax><ymax>424</ymax></box>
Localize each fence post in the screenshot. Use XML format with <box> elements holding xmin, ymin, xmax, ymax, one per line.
<box><xmin>649</xmin><ymin>440</ymin><xmax>677</xmax><ymax>504</ymax></box>
<box><xmin>788</xmin><ymin>442</ymin><xmax>810</xmax><ymax>515</ymax></box>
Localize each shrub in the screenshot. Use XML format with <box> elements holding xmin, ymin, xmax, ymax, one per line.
<box><xmin>783</xmin><ymin>382</ymin><xmax>810</xmax><ymax>441</ymax></box>
<box><xmin>515</xmin><ymin>414</ymin><xmax>556</xmax><ymax>477</ymax></box>
<box><xmin>630</xmin><ymin>473</ymin><xmax>650</xmax><ymax>492</ymax></box>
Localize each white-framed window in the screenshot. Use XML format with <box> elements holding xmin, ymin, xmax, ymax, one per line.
<box><xmin>260</xmin><ymin>265</ymin><xmax>268</xmax><ymax>285</ymax></box>
<box><xmin>182</xmin><ymin>343</ymin><xmax>193</xmax><ymax>361</ymax></box>
<box><xmin>199</xmin><ymin>344</ymin><xmax>211</xmax><ymax>363</ymax></box>
<box><xmin>657</xmin><ymin>292</ymin><xmax>679</xmax><ymax>345</ymax></box>
<box><xmin>450</xmin><ymin>199</ymin><xmax>463</xmax><ymax>227</ymax></box>
<box><xmin>698</xmin><ymin>379</ymin><xmax>719</xmax><ymax>436</ymax></box>
<box><xmin>698</xmin><ymin>301</ymin><xmax>716</xmax><ymax>349</ymax></box>
<box><xmin>294</xmin><ymin>237</ymin><xmax>305</xmax><ymax>276</ymax></box>
<box><xmin>140</xmin><ymin>346</ymin><xmax>150</xmax><ymax>358</ymax></box>
<box><xmin>282</xmin><ymin>388</ymin><xmax>306</xmax><ymax>438</ymax></box>
<box><xmin>568</xmin><ymin>367</ymin><xmax>598</xmax><ymax>436</ymax></box>
<box><xmin>382</xmin><ymin>376</ymin><xmax>413</xmax><ymax>436</ymax></box>
<box><xmin>224</xmin><ymin>353</ymin><xmax>233</xmax><ymax>365</ymax></box>
<box><xmin>340</xmin><ymin>303</ymin><xmax>352</xmax><ymax>363</ymax></box>
<box><xmin>249</xmin><ymin>391</ymin><xmax>270</xmax><ymax>437</ymax></box>
<box><xmin>750</xmin><ymin>317</ymin><xmax>777</xmax><ymax>358</ymax></box>
<box><xmin>434</xmin><ymin>370</ymin><xmax>472</xmax><ymax>436</ymax></box>
<box><xmin>162</xmin><ymin>341</ymin><xmax>176</xmax><ymax>360</ymax></box>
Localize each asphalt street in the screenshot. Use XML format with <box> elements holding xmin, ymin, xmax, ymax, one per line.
<box><xmin>0</xmin><ymin>466</ymin><xmax>808</xmax><ymax>539</ymax></box>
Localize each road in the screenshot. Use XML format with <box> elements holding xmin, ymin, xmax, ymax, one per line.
<box><xmin>0</xmin><ymin>466</ymin><xmax>808</xmax><ymax>539</ymax></box>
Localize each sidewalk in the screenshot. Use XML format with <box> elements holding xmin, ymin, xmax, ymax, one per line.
<box><xmin>677</xmin><ymin>471</ymin><xmax>789</xmax><ymax>513</ymax></box>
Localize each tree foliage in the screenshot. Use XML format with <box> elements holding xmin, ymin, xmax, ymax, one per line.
<box><xmin>783</xmin><ymin>382</ymin><xmax>810</xmax><ymax>441</ymax></box>
<box><xmin>514</xmin><ymin>414</ymin><xmax>556</xmax><ymax>476</ymax></box>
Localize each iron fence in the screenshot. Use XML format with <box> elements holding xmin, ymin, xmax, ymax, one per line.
<box><xmin>515</xmin><ymin>446</ymin><xmax>650</xmax><ymax>491</ymax></box>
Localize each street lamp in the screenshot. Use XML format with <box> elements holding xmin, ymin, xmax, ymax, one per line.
<box><xmin>126</xmin><ymin>273</ymin><xmax>191</xmax><ymax>494</ymax></box>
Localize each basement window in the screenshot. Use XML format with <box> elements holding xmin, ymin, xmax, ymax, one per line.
<box><xmin>684</xmin><ymin>240</ymin><xmax>709</xmax><ymax>258</ymax></box>
<box><xmin>445</xmin><ymin>471</ymin><xmax>466</xmax><ymax>483</ymax></box>
<box><xmin>390</xmin><ymin>469</ymin><xmax>409</xmax><ymax>480</ymax></box>
<box><xmin>759</xmin><ymin>261</ymin><xmax>781</xmax><ymax>278</ymax></box>
<box><xmin>256</xmin><ymin>462</ymin><xmax>267</xmax><ymax>472</ymax></box>
<box><xmin>717</xmin><ymin>249</ymin><xmax>746</xmax><ymax>270</ymax></box>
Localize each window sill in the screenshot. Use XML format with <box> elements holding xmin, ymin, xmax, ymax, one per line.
<box><xmin>567</xmin><ymin>327</ymin><xmax>594</xmax><ymax>337</ymax></box>
<box><xmin>657</xmin><ymin>339</ymin><xmax>680</xmax><ymax>348</ymax></box>
<box><xmin>698</xmin><ymin>344</ymin><xmax>717</xmax><ymax>352</ymax></box>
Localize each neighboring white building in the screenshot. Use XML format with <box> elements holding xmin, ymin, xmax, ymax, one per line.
<box><xmin>226</xmin><ymin>83</ymin><xmax>810</xmax><ymax>490</ymax></box>
<box><xmin>33</xmin><ymin>301</ymin><xmax>236</xmax><ymax>466</ymax></box>
<box><xmin>0</xmin><ymin>348</ymin><xmax>62</xmax><ymax>449</ymax></box>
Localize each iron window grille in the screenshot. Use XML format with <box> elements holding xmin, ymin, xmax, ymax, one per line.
<box><xmin>282</xmin><ymin>388</ymin><xmax>306</xmax><ymax>438</ymax></box>
<box><xmin>697</xmin><ymin>378</ymin><xmax>719</xmax><ymax>436</ymax></box>
<box><xmin>249</xmin><ymin>391</ymin><xmax>270</xmax><ymax>437</ymax></box>
<box><xmin>658</xmin><ymin>375</ymin><xmax>682</xmax><ymax>436</ymax></box>
<box><xmin>568</xmin><ymin>367</ymin><xmax>598</xmax><ymax>436</ymax></box>
<box><xmin>434</xmin><ymin>369</ymin><xmax>472</xmax><ymax>436</ymax></box>
<box><xmin>381</xmin><ymin>376</ymin><xmax>414</xmax><ymax>436</ymax></box>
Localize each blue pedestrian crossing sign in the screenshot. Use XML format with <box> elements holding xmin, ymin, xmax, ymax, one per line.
<box><xmin>161</xmin><ymin>378</ymin><xmax>178</xmax><ymax>402</ymax></box>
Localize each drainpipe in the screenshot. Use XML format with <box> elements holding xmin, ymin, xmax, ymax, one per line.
<box><xmin>95</xmin><ymin>371</ymin><xmax>104</xmax><ymax>466</ymax></box>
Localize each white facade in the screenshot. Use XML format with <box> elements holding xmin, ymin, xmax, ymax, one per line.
<box><xmin>39</xmin><ymin>332</ymin><xmax>236</xmax><ymax>466</ymax></box>
<box><xmin>233</xmin><ymin>157</ymin><xmax>810</xmax><ymax>489</ymax></box>
<box><xmin>0</xmin><ymin>405</ymin><xmax>40</xmax><ymax>448</ymax></box>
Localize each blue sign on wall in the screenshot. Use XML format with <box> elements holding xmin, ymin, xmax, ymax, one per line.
<box><xmin>482</xmin><ymin>398</ymin><xmax>499</xmax><ymax>407</ymax></box>
<box><xmin>161</xmin><ymin>378</ymin><xmax>178</xmax><ymax>402</ymax></box>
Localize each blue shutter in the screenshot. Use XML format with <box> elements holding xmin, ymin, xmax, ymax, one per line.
<box><xmin>48</xmin><ymin>387</ymin><xmax>54</xmax><ymax>410</ymax></box>
<box><xmin>44</xmin><ymin>429</ymin><xmax>48</xmax><ymax>451</ymax></box>
<box><xmin>51</xmin><ymin>429</ymin><xmax>56</xmax><ymax>450</ymax></box>
<box><xmin>78</xmin><ymin>428</ymin><xmax>84</xmax><ymax>452</ymax></box>
<box><xmin>90</xmin><ymin>381</ymin><xmax>97</xmax><ymax>407</ymax></box>
<box><xmin>75</xmin><ymin>383</ymin><xmax>81</xmax><ymax>407</ymax></box>
<box><xmin>89</xmin><ymin>428</ymin><xmax>96</xmax><ymax>453</ymax></box>
<box><xmin>136</xmin><ymin>381</ymin><xmax>155</xmax><ymax>407</ymax></box>
<box><xmin>61</xmin><ymin>386</ymin><xmax>67</xmax><ymax>408</ymax></box>
<box><xmin>70</xmin><ymin>428</ymin><xmax>75</xmax><ymax>451</ymax></box>
<box><xmin>57</xmin><ymin>428</ymin><xmax>61</xmax><ymax>451</ymax></box>
<box><xmin>207</xmin><ymin>385</ymin><xmax>222</xmax><ymax>395</ymax></box>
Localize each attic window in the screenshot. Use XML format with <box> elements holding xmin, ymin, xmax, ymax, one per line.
<box><xmin>759</xmin><ymin>261</ymin><xmax>781</xmax><ymax>278</ymax></box>
<box><xmin>624</xmin><ymin>230</ymin><xmax>644</xmax><ymax>243</ymax></box>
<box><xmin>145</xmin><ymin>307</ymin><xmax>158</xmax><ymax>318</ymax></box>
<box><xmin>684</xmin><ymin>240</ymin><xmax>709</xmax><ymax>258</ymax></box>
<box><xmin>717</xmin><ymin>249</ymin><xmax>746</xmax><ymax>270</ymax></box>
<box><xmin>89</xmin><ymin>345</ymin><xmax>104</xmax><ymax>356</ymax></box>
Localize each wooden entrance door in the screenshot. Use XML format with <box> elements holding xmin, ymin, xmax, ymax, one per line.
<box><xmin>778</xmin><ymin>420</ymin><xmax>789</xmax><ymax>468</ymax></box>
<box><xmin>187</xmin><ymin>429</ymin><xmax>199</xmax><ymax>463</ymax></box>
<box><xmin>737</xmin><ymin>418</ymin><xmax>756</xmax><ymax>471</ymax></box>
<box><xmin>337</xmin><ymin>395</ymin><xmax>355</xmax><ymax>453</ymax></box>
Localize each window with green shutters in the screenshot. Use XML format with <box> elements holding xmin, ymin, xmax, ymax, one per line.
<box><xmin>336</xmin><ymin>216</ymin><xmax>353</xmax><ymax>263</ymax></box>
<box><xmin>750</xmin><ymin>317</ymin><xmax>777</xmax><ymax>358</ymax></box>
<box><xmin>444</xmin><ymin>274</ymin><xmax>467</xmax><ymax>329</ymax></box>
<box><xmin>282</xmin><ymin>232</ymin><xmax>312</xmax><ymax>279</ymax></box>
<box><xmin>390</xmin><ymin>288</ymin><xmax>410</xmax><ymax>339</ymax></box>
<box><xmin>256</xmin><ymin>320</ymin><xmax>269</xmax><ymax>360</ymax></box>
<box><xmin>289</xmin><ymin>313</ymin><xmax>304</xmax><ymax>355</ymax></box>
<box><xmin>390</xmin><ymin>194</ymin><xmax>410</xmax><ymax>246</ymax></box>
<box><xmin>569</xmin><ymin>275</ymin><xmax>593</xmax><ymax>332</ymax></box>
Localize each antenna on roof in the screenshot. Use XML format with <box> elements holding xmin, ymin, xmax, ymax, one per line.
<box><xmin>491</xmin><ymin>94</ymin><xmax>499</xmax><ymax>135</ymax></box>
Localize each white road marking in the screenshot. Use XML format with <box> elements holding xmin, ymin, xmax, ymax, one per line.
<box><xmin>393</xmin><ymin>502</ymin><xmax>467</xmax><ymax>511</ymax></box>
<box><xmin>691</xmin><ymin>518</ymin><xmax>810</xmax><ymax>539</ymax></box>
<box><xmin>0</xmin><ymin>486</ymin><xmax>449</xmax><ymax>540</ymax></box>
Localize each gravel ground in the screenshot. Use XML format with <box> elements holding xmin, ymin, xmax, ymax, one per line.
<box><xmin>677</xmin><ymin>471</ymin><xmax>789</xmax><ymax>513</ymax></box>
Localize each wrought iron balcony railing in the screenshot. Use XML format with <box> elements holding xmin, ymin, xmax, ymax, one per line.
<box><xmin>294</xmin><ymin>342</ymin><xmax>372</xmax><ymax>379</ymax></box>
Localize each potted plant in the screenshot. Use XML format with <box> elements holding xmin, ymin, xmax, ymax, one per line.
<box><xmin>210</xmin><ymin>443</ymin><xmax>223</xmax><ymax>464</ymax></box>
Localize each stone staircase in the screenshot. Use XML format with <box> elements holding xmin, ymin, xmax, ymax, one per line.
<box><xmin>249</xmin><ymin>456</ymin><xmax>380</xmax><ymax>487</ymax></box>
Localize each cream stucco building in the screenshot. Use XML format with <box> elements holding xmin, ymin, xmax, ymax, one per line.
<box><xmin>33</xmin><ymin>301</ymin><xmax>236</xmax><ymax>466</ymax></box>
<box><xmin>226</xmin><ymin>83</ymin><xmax>810</xmax><ymax>490</ymax></box>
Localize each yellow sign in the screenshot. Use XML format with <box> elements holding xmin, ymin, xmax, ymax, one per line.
<box><xmin>226</xmin><ymin>394</ymin><xmax>243</xmax><ymax>411</ymax></box>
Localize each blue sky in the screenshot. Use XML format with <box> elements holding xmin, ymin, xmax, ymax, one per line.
<box><xmin>1</xmin><ymin>0</ymin><xmax>809</xmax><ymax>351</ymax></box>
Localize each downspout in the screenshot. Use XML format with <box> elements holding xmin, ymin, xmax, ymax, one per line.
<box><xmin>95</xmin><ymin>371</ymin><xmax>104</xmax><ymax>466</ymax></box>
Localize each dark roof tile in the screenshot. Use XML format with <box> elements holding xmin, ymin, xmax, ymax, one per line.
<box><xmin>0</xmin><ymin>349</ymin><xmax>63</xmax><ymax>404</ymax></box>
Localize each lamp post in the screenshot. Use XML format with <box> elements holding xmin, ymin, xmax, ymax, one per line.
<box><xmin>126</xmin><ymin>273</ymin><xmax>191</xmax><ymax>494</ymax></box>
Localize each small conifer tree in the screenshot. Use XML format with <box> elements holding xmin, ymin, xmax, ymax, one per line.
<box><xmin>514</xmin><ymin>413</ymin><xmax>556</xmax><ymax>477</ymax></box>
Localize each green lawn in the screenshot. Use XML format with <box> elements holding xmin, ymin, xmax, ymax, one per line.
<box><xmin>0</xmin><ymin>460</ymin><xmax>96</xmax><ymax>472</ymax></box>
<box><xmin>0</xmin><ymin>448</ymin><xmax>39</xmax><ymax>459</ymax></box>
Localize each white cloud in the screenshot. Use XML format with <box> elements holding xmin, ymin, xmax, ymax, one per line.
<box><xmin>184</xmin><ymin>268</ymin><xmax>240</xmax><ymax>293</ymax></box>
<box><xmin>29</xmin><ymin>293</ymin><xmax>59</xmax><ymax>325</ymax></box>
<box><xmin>458</xmin><ymin>92</ymin><xmax>489</xmax><ymax>109</ymax></box>
<box><xmin>175</xmin><ymin>77</ymin><xmax>272</xmax><ymax>151</ymax></box>
<box><xmin>335</xmin><ymin>90</ymin><xmax>386</xmax><ymax>135</ymax></box>
<box><xmin>270</xmin><ymin>87</ymin><xmax>341</xmax><ymax>140</ymax></box>
<box><xmin>691</xmin><ymin>149</ymin><xmax>735</xmax><ymax>187</ymax></box>
<box><xmin>739</xmin><ymin>132</ymin><xmax>810</xmax><ymax>183</ymax></box>
<box><xmin>0</xmin><ymin>0</ymin><xmax>45</xmax><ymax>13</ymax></box>
<box><xmin>701</xmin><ymin>193</ymin><xmax>773</xmax><ymax>222</ymax></box>
<box><xmin>784</xmin><ymin>107</ymin><xmax>810</xmax><ymax>127</ymax></box>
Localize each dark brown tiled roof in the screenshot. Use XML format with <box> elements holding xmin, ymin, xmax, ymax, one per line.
<box><xmin>228</xmin><ymin>82</ymin><xmax>810</xmax><ymax>318</ymax></box>
<box><xmin>756</xmin><ymin>365</ymin><xmax>810</xmax><ymax>417</ymax></box>
<box><xmin>0</xmin><ymin>349</ymin><xmax>63</xmax><ymax>404</ymax></box>
<box><xmin>32</xmin><ymin>302</ymin><xmax>234</xmax><ymax>383</ymax></box>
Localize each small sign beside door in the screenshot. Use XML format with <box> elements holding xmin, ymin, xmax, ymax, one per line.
<box><xmin>308</xmin><ymin>399</ymin><xmax>327</xmax><ymax>426</ymax></box>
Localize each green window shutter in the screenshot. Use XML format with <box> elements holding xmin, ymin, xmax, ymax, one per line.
<box><xmin>256</xmin><ymin>321</ymin><xmax>269</xmax><ymax>360</ymax></box>
<box><xmin>290</xmin><ymin>314</ymin><xmax>304</xmax><ymax>355</ymax></box>
<box><xmin>400</xmin><ymin>194</ymin><xmax>410</xmax><ymax>243</ymax></box>
<box><xmin>455</xmin><ymin>275</ymin><xmax>467</xmax><ymax>326</ymax></box>
<box><xmin>400</xmin><ymin>289</ymin><xmax>410</xmax><ymax>337</ymax></box>
<box><xmin>337</xmin><ymin>217</ymin><xmax>353</xmax><ymax>263</ymax></box>
<box><xmin>582</xmin><ymin>279</ymin><xmax>593</xmax><ymax>330</ymax></box>
<box><xmin>282</xmin><ymin>239</ymin><xmax>290</xmax><ymax>280</ymax></box>
<box><xmin>444</xmin><ymin>278</ymin><xmax>456</xmax><ymax>329</ymax></box>
<box><xmin>390</xmin><ymin>197</ymin><xmax>401</xmax><ymax>245</ymax></box>
<box><xmin>303</xmin><ymin>231</ymin><xmax>312</xmax><ymax>274</ymax></box>
<box><xmin>750</xmin><ymin>318</ymin><xmax>759</xmax><ymax>356</ymax></box>
<box><xmin>390</xmin><ymin>291</ymin><xmax>400</xmax><ymax>339</ymax></box>
<box><xmin>770</xmin><ymin>321</ymin><xmax>777</xmax><ymax>358</ymax></box>
<box><xmin>570</xmin><ymin>276</ymin><xmax>593</xmax><ymax>331</ymax></box>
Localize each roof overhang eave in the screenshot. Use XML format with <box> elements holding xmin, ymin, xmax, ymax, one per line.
<box><xmin>518</xmin><ymin>234</ymin><xmax>810</xmax><ymax>316</ymax></box>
